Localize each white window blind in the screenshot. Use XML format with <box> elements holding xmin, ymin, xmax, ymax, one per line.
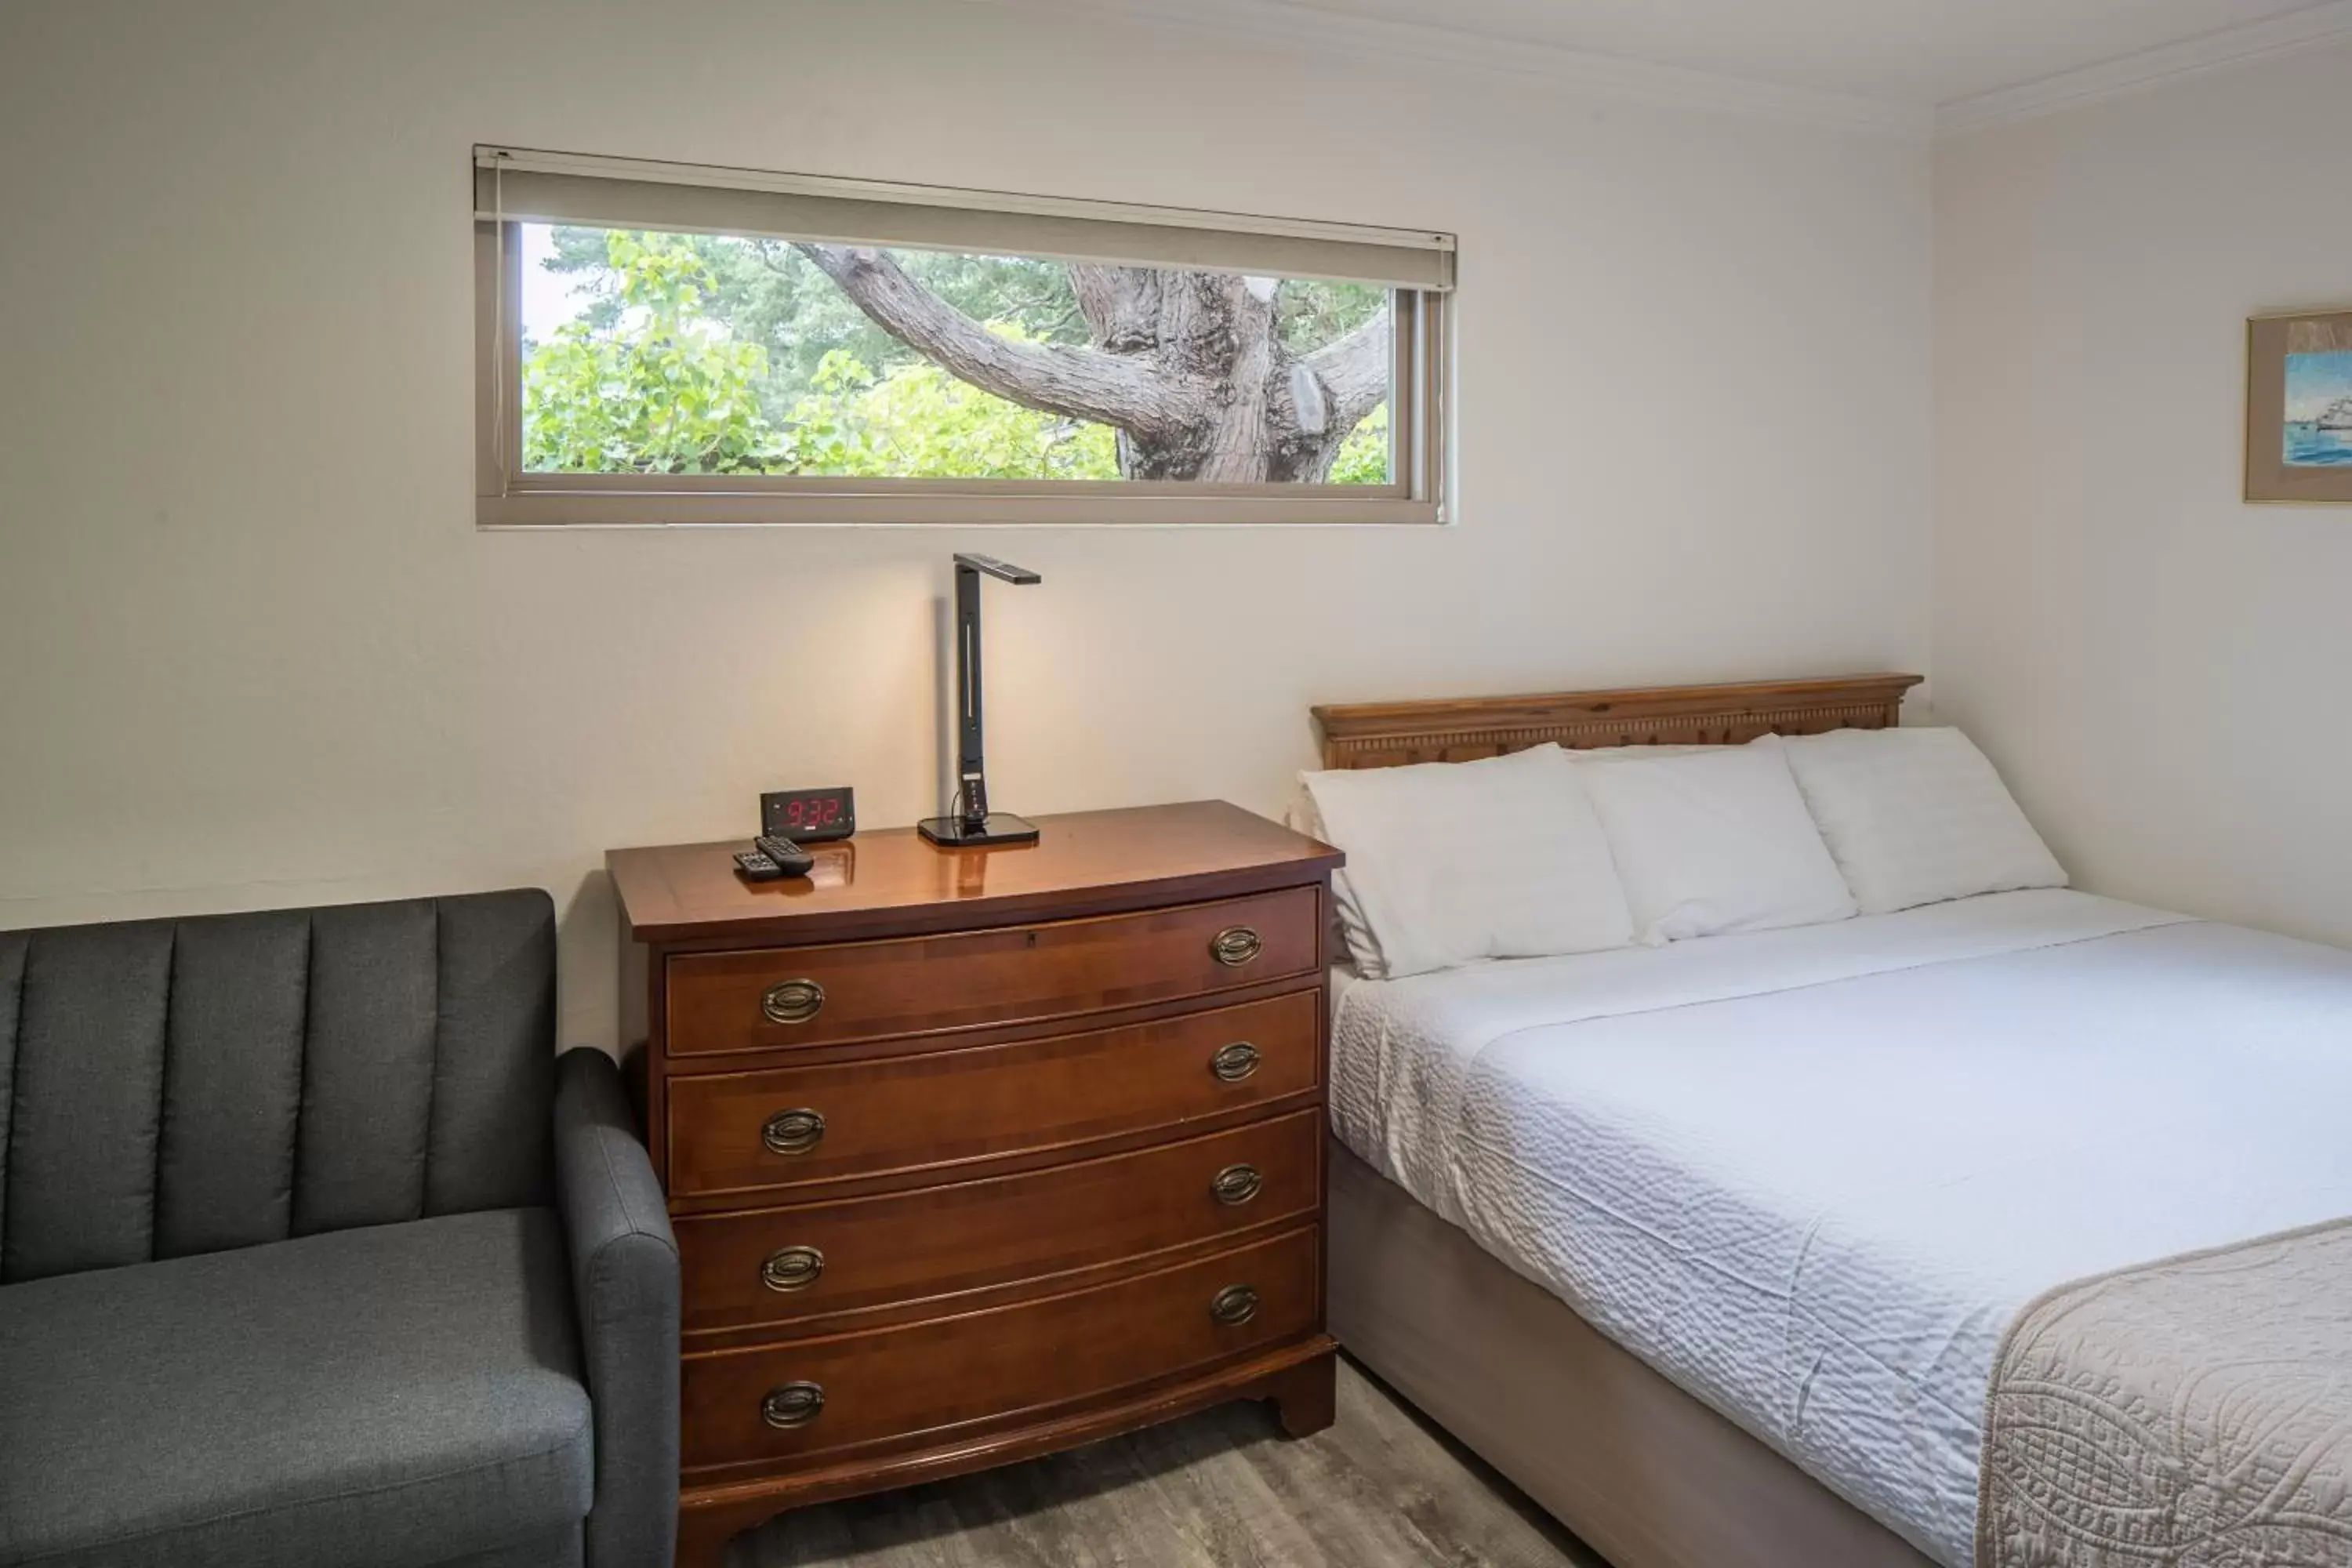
<box><xmin>473</xmin><ymin>147</ymin><xmax>1455</xmax><ymax>292</ymax></box>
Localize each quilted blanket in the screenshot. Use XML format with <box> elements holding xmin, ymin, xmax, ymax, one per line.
<box><xmin>1977</xmin><ymin>1218</ymin><xmax>2352</xmax><ymax>1568</ymax></box>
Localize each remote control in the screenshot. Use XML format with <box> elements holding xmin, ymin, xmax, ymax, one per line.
<box><xmin>733</xmin><ymin>849</ymin><xmax>786</xmax><ymax>882</ymax></box>
<box><xmin>753</xmin><ymin>835</ymin><xmax>816</xmax><ymax>877</ymax></box>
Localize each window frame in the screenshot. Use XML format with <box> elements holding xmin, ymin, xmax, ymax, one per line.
<box><xmin>471</xmin><ymin>153</ymin><xmax>1451</xmax><ymax>528</ymax></box>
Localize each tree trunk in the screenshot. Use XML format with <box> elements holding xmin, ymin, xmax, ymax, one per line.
<box><xmin>798</xmin><ymin>245</ymin><xmax>1388</xmax><ymax>483</ymax></box>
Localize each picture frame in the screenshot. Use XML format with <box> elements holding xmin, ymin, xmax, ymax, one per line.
<box><xmin>2247</xmin><ymin>306</ymin><xmax>2352</xmax><ymax>504</ymax></box>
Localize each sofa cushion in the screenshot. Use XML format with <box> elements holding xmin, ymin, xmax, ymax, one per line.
<box><xmin>0</xmin><ymin>889</ymin><xmax>555</xmax><ymax>1287</ymax></box>
<box><xmin>0</xmin><ymin>1208</ymin><xmax>592</xmax><ymax>1568</ymax></box>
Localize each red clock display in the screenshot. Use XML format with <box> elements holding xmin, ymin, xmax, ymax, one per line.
<box><xmin>760</xmin><ymin>786</ymin><xmax>856</xmax><ymax>843</ymax></box>
<box><xmin>781</xmin><ymin>796</ymin><xmax>841</xmax><ymax>830</ymax></box>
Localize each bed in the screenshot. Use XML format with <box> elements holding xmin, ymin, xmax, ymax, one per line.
<box><xmin>1310</xmin><ymin>675</ymin><xmax>2352</xmax><ymax>1568</ymax></box>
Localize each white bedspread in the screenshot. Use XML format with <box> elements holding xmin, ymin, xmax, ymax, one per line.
<box><xmin>1329</xmin><ymin>890</ymin><xmax>2352</xmax><ymax>1568</ymax></box>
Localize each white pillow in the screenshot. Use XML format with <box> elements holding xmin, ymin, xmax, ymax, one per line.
<box><xmin>1298</xmin><ymin>745</ymin><xmax>1635</xmax><ymax>978</ymax></box>
<box><xmin>1779</xmin><ymin>727</ymin><xmax>2066</xmax><ymax>914</ymax></box>
<box><xmin>1285</xmin><ymin>787</ymin><xmax>1385</xmax><ymax>977</ymax></box>
<box><xmin>1572</xmin><ymin>743</ymin><xmax>1730</xmax><ymax>762</ymax></box>
<box><xmin>1578</xmin><ymin>739</ymin><xmax>1857</xmax><ymax>944</ymax></box>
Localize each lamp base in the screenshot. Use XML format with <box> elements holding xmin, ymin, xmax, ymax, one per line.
<box><xmin>916</xmin><ymin>812</ymin><xmax>1041</xmax><ymax>848</ymax></box>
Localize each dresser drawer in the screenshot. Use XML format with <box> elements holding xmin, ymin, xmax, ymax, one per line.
<box><xmin>676</xmin><ymin>1109</ymin><xmax>1322</xmax><ymax>1335</ymax></box>
<box><xmin>666</xmin><ymin>989</ymin><xmax>1319</xmax><ymax>1200</ymax></box>
<box><xmin>665</xmin><ymin>887</ymin><xmax>1319</xmax><ymax>1057</ymax></box>
<box><xmin>681</xmin><ymin>1225</ymin><xmax>1319</xmax><ymax>1470</ymax></box>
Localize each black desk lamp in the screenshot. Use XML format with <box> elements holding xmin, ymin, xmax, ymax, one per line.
<box><xmin>918</xmin><ymin>553</ymin><xmax>1043</xmax><ymax>848</ymax></box>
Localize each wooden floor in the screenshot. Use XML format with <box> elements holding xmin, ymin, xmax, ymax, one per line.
<box><xmin>733</xmin><ymin>1357</ymin><xmax>1607</xmax><ymax>1568</ymax></box>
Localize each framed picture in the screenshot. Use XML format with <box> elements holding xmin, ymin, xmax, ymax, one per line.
<box><xmin>2248</xmin><ymin>307</ymin><xmax>2352</xmax><ymax>503</ymax></box>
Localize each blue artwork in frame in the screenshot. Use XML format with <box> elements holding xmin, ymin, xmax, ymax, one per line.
<box><xmin>2249</xmin><ymin>309</ymin><xmax>2352</xmax><ymax>503</ymax></box>
<box><xmin>2283</xmin><ymin>350</ymin><xmax>2352</xmax><ymax>468</ymax></box>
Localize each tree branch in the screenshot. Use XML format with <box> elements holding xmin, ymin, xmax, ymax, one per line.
<box><xmin>1302</xmin><ymin>305</ymin><xmax>1394</xmax><ymax>432</ymax></box>
<box><xmin>795</xmin><ymin>245</ymin><xmax>1193</xmax><ymax>437</ymax></box>
<box><xmin>1066</xmin><ymin>263</ymin><xmax>1160</xmax><ymax>354</ymax></box>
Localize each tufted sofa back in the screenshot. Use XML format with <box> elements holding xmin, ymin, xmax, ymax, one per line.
<box><xmin>0</xmin><ymin>889</ymin><xmax>555</xmax><ymax>1284</ymax></box>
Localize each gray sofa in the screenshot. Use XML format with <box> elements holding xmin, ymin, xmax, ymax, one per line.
<box><xmin>0</xmin><ymin>890</ymin><xmax>678</xmax><ymax>1568</ymax></box>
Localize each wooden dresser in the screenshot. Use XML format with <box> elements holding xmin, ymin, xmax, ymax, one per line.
<box><xmin>608</xmin><ymin>800</ymin><xmax>1345</xmax><ymax>1566</ymax></box>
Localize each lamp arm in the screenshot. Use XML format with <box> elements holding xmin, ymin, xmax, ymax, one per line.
<box><xmin>954</xmin><ymin>561</ymin><xmax>989</xmax><ymax>829</ymax></box>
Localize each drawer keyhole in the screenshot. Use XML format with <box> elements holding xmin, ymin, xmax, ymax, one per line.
<box><xmin>761</xmin><ymin>1381</ymin><xmax>826</xmax><ymax>1428</ymax></box>
<box><xmin>761</xmin><ymin>1108</ymin><xmax>827</xmax><ymax>1156</ymax></box>
<box><xmin>1210</xmin><ymin>1041</ymin><xmax>1261</xmax><ymax>1083</ymax></box>
<box><xmin>760</xmin><ymin>1245</ymin><xmax>826</xmax><ymax>1292</ymax></box>
<box><xmin>1211</xmin><ymin>1163</ymin><xmax>1263</xmax><ymax>1206</ymax></box>
<box><xmin>1210</xmin><ymin>1285</ymin><xmax>1260</xmax><ymax>1327</ymax></box>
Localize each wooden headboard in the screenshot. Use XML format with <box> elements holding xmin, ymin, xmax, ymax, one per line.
<box><xmin>1311</xmin><ymin>673</ymin><xmax>1924</xmax><ymax>770</ymax></box>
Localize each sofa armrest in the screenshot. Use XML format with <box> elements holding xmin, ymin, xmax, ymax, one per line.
<box><xmin>554</xmin><ymin>1046</ymin><xmax>679</xmax><ymax>1568</ymax></box>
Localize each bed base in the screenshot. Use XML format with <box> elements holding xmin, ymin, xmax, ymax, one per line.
<box><xmin>1328</xmin><ymin>1140</ymin><xmax>1937</xmax><ymax>1568</ymax></box>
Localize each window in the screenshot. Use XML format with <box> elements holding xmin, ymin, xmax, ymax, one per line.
<box><xmin>473</xmin><ymin>148</ymin><xmax>1452</xmax><ymax>526</ymax></box>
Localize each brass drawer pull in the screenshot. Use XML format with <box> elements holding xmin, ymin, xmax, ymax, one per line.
<box><xmin>761</xmin><ymin>1108</ymin><xmax>827</xmax><ymax>1156</ymax></box>
<box><xmin>1210</xmin><ymin>1285</ymin><xmax>1260</xmax><ymax>1327</ymax></box>
<box><xmin>1209</xmin><ymin>926</ymin><xmax>1264</xmax><ymax>967</ymax></box>
<box><xmin>1209</xmin><ymin>1040</ymin><xmax>1261</xmax><ymax>1083</ymax></box>
<box><xmin>760</xmin><ymin>979</ymin><xmax>826</xmax><ymax>1025</ymax></box>
<box><xmin>1211</xmin><ymin>1163</ymin><xmax>1263</xmax><ymax>1206</ymax></box>
<box><xmin>760</xmin><ymin>1245</ymin><xmax>826</xmax><ymax>1292</ymax></box>
<box><xmin>760</xmin><ymin>1381</ymin><xmax>826</xmax><ymax>1428</ymax></box>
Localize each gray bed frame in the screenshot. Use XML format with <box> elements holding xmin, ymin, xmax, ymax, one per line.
<box><xmin>1330</xmin><ymin>1142</ymin><xmax>1936</xmax><ymax>1568</ymax></box>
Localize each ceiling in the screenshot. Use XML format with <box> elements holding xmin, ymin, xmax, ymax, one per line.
<box><xmin>1243</xmin><ymin>0</ymin><xmax>2339</xmax><ymax>107</ymax></box>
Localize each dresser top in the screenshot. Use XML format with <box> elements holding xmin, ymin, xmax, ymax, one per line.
<box><xmin>609</xmin><ymin>799</ymin><xmax>1341</xmax><ymax>946</ymax></box>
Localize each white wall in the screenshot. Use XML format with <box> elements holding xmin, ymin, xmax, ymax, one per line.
<box><xmin>0</xmin><ymin>0</ymin><xmax>1932</xmax><ymax>1050</ymax></box>
<box><xmin>1934</xmin><ymin>41</ymin><xmax>2352</xmax><ymax>944</ymax></box>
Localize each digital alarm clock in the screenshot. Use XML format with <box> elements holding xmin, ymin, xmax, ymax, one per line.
<box><xmin>760</xmin><ymin>786</ymin><xmax>856</xmax><ymax>844</ymax></box>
